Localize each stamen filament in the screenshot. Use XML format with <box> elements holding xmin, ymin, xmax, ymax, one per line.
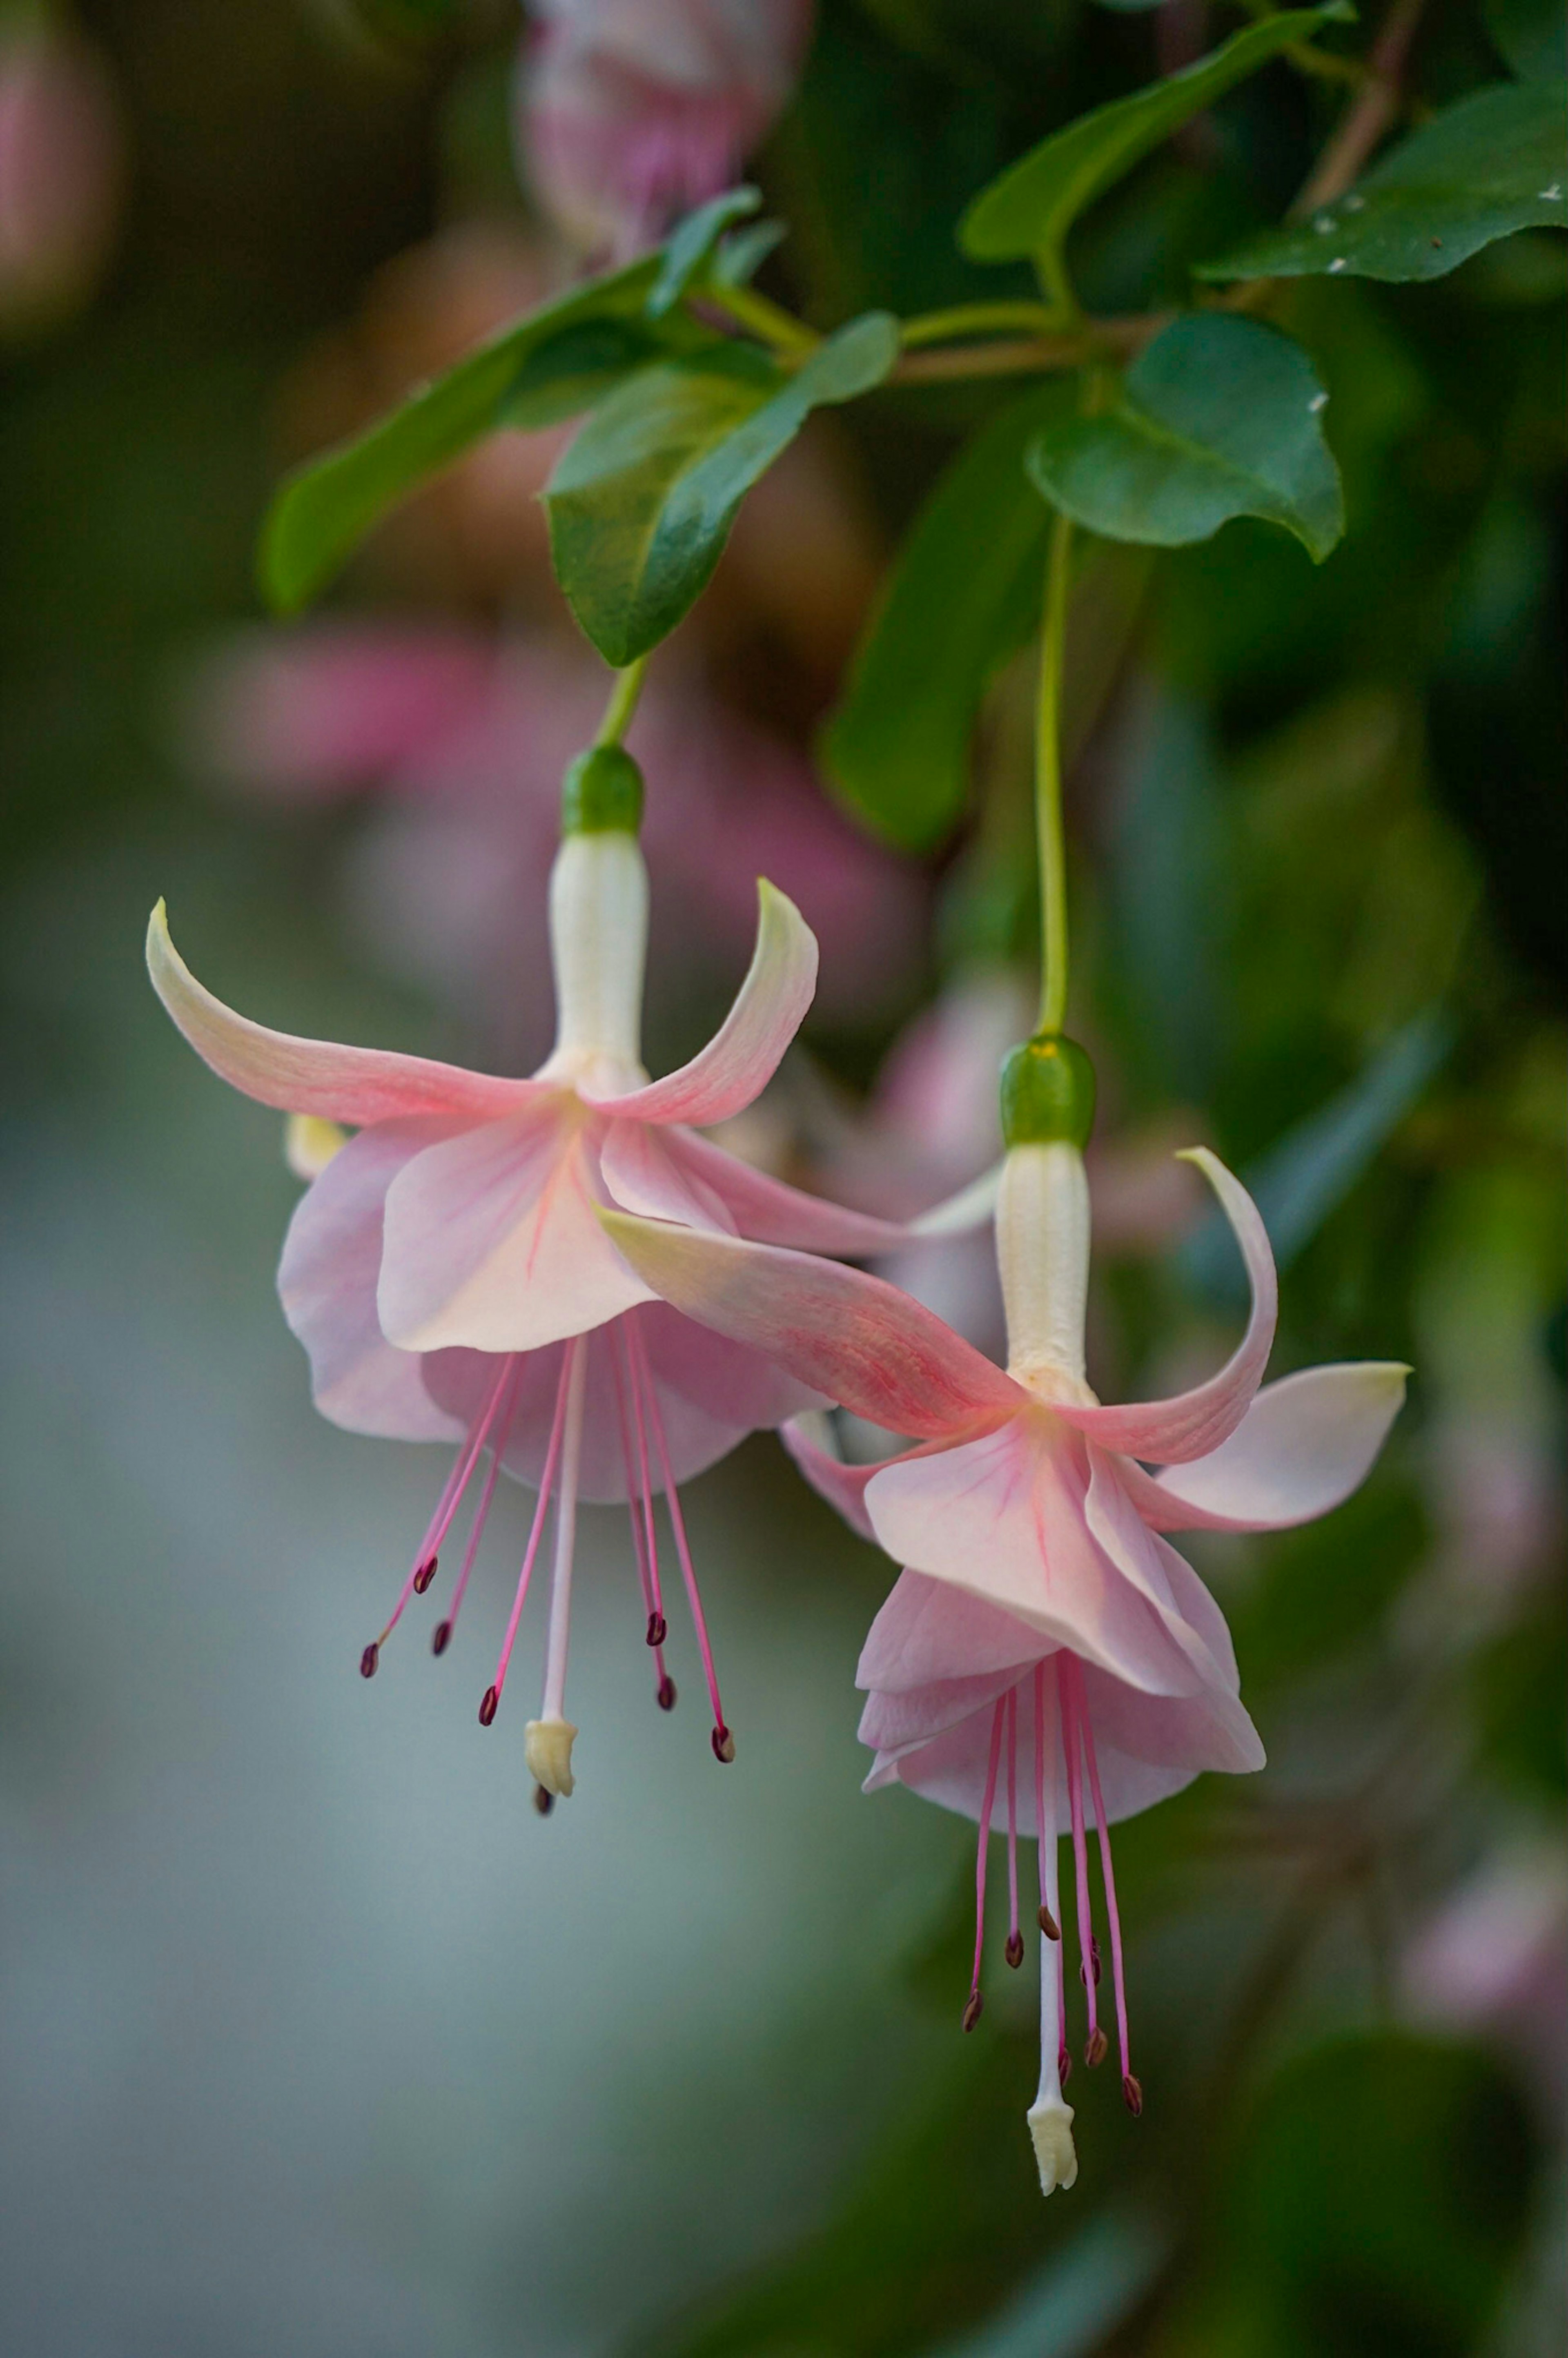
<box><xmin>631</xmin><ymin>1323</ymin><xmax>732</xmax><ymax>1758</ymax></box>
<box><xmin>1070</xmin><ymin>1656</ymin><xmax>1134</xmax><ymax>2091</ymax></box>
<box><xmin>965</xmin><ymin>1697</ymin><xmax>1007</xmax><ymax>2030</ymax></box>
<box><xmin>611</xmin><ymin>1323</ymin><xmax>672</xmax><ymax>1695</ymax></box>
<box><xmin>433</xmin><ymin>1364</ymin><xmax>520</xmax><ymax>1656</ymax></box>
<box><xmin>619</xmin><ymin>1322</ymin><xmax>667</xmax><ymax>1637</ymax></box>
<box><xmin>370</xmin><ymin>1355</ymin><xmax>517</xmax><ymax>1665</ymax></box>
<box><xmin>481</xmin><ymin>1346</ymin><xmax>574</xmax><ymax>1721</ymax></box>
<box><xmin>1004</xmin><ymin>1686</ymin><xmax>1024</xmax><ymax>1968</ymax></box>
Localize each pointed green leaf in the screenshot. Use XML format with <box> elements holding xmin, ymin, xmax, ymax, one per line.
<box><xmin>1197</xmin><ymin>81</ymin><xmax>1568</xmax><ymax>284</ymax></box>
<box><xmin>1026</xmin><ymin>315</ymin><xmax>1345</xmax><ymax>562</ymax></box>
<box><xmin>259</xmin><ymin>255</ymin><xmax>662</xmax><ymax>613</ymax></box>
<box><xmin>823</xmin><ymin>382</ymin><xmax>1072</xmax><ymax>851</ymax></box>
<box><xmin>544</xmin><ymin>312</ymin><xmax>899</xmax><ymax>666</ymax></box>
<box><xmin>497</xmin><ymin>315</ymin><xmax>705</xmax><ymax>431</ymax></box>
<box><xmin>646</xmin><ymin>186</ymin><xmax>763</xmax><ymax>318</ymax></box>
<box><xmin>959</xmin><ymin>7</ymin><xmax>1352</xmax><ymax>267</ymax></box>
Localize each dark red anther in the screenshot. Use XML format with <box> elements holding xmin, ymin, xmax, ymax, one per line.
<box><xmin>1004</xmin><ymin>1932</ymin><xmax>1025</xmax><ymax>1969</ymax></box>
<box><xmin>961</xmin><ymin>1990</ymin><xmax>984</xmax><ymax>2033</ymax></box>
<box><xmin>645</xmin><ymin>1611</ymin><xmax>667</xmax><ymax>1648</ymax></box>
<box><xmin>412</xmin><ymin>1556</ymin><xmax>437</xmax><ymax>1596</ymax></box>
<box><xmin>1122</xmin><ymin>2073</ymin><xmax>1144</xmax><ymax>2117</ymax></box>
<box><xmin>1058</xmin><ymin>2043</ymin><xmax>1073</xmax><ymax>2088</ymax></box>
<box><xmin>478</xmin><ymin>1685</ymin><xmax>499</xmax><ymax>1727</ymax></box>
<box><xmin>431</xmin><ymin>1620</ymin><xmax>452</xmax><ymax>1657</ymax></box>
<box><xmin>1038</xmin><ymin>1903</ymin><xmax>1060</xmax><ymax>1941</ymax></box>
<box><xmin>1085</xmin><ymin>2026</ymin><xmax>1109</xmax><ymax>2068</ymax></box>
<box><xmin>711</xmin><ymin>1725</ymin><xmax>736</xmax><ymax>1764</ymax></box>
<box><xmin>359</xmin><ymin>1643</ymin><xmax>379</xmax><ymax>1680</ymax></box>
<box><xmin>533</xmin><ymin>1784</ymin><xmax>554</xmax><ymax>1816</ymax></box>
<box><xmin>656</xmin><ymin>1675</ymin><xmax>677</xmax><ymax>1712</ymax></box>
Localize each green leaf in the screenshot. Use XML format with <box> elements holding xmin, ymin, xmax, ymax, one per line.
<box><xmin>823</xmin><ymin>381</ymin><xmax>1072</xmax><ymax>852</ymax></box>
<box><xmin>1197</xmin><ymin>80</ymin><xmax>1568</xmax><ymax>285</ymax></box>
<box><xmin>1026</xmin><ymin>314</ymin><xmax>1345</xmax><ymax>562</ymax></box>
<box><xmin>259</xmin><ymin>254</ymin><xmax>661</xmax><ymax>613</ymax></box>
<box><xmin>1483</xmin><ymin>0</ymin><xmax>1567</xmax><ymax>80</ymax></box>
<box><xmin>544</xmin><ymin>312</ymin><xmax>898</xmax><ymax>665</ymax></box>
<box><xmin>646</xmin><ymin>185</ymin><xmax>762</xmax><ymax>318</ymax></box>
<box><xmin>497</xmin><ymin>316</ymin><xmax>700</xmax><ymax>432</ymax></box>
<box><xmin>711</xmin><ymin>218</ymin><xmax>788</xmax><ymax>287</ymax></box>
<box><xmin>958</xmin><ymin>7</ymin><xmax>1351</xmax><ymax>269</ymax></box>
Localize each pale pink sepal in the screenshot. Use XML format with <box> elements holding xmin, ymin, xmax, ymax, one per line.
<box><xmin>146</xmin><ymin>900</ymin><xmax>538</xmax><ymax>1127</ymax></box>
<box><xmin>1047</xmin><ymin>1148</ymin><xmax>1278</xmax><ymax>1464</ymax></box>
<box><xmin>278</xmin><ymin>1117</ymin><xmax>470</xmax><ymax>1441</ymax></box>
<box><xmin>582</xmin><ymin>879</ymin><xmax>815</xmax><ymax>1127</ymax></box>
<box><xmin>597</xmin><ymin>1211</ymin><xmax>1021</xmax><ymax>1438</ymax></box>
<box><xmin>379</xmin><ymin>1105</ymin><xmax>655</xmax><ymax>1353</ymax></box>
<box><xmin>662</xmin><ymin>1128</ymin><xmax>917</xmax><ymax>1255</ymax></box>
<box><xmin>1118</xmin><ymin>1362</ymin><xmax>1410</xmax><ymax>1531</ymax></box>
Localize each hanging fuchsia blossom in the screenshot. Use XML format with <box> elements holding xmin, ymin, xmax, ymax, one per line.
<box><xmin>518</xmin><ymin>0</ymin><xmax>814</xmax><ymax>257</ymax></box>
<box><xmin>601</xmin><ymin>1038</ymin><xmax>1407</xmax><ymax>2192</ymax></box>
<box><xmin>147</xmin><ymin>744</ymin><xmax>957</xmax><ymax>1806</ymax></box>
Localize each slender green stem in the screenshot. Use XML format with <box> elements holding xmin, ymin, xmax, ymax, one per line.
<box><xmin>594</xmin><ymin>657</ymin><xmax>648</xmax><ymax>749</ymax></box>
<box><xmin>899</xmin><ymin>300</ymin><xmax>1065</xmax><ymax>349</ymax></box>
<box><xmin>1035</xmin><ymin>515</ymin><xmax>1075</xmax><ymax>1038</ymax></box>
<box><xmin>700</xmin><ymin>280</ymin><xmax>819</xmax><ymax>356</ymax></box>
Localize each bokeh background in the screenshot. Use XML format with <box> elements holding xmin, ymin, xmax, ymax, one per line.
<box><xmin>1</xmin><ymin>2</ymin><xmax>1563</xmax><ymax>2353</ymax></box>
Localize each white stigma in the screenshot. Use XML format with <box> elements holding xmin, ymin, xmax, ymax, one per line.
<box><xmin>997</xmin><ymin>1143</ymin><xmax>1097</xmax><ymax>1403</ymax></box>
<box><xmin>524</xmin><ymin>1716</ymin><xmax>579</xmax><ymax>1796</ymax></box>
<box><xmin>1027</xmin><ymin>2095</ymin><xmax>1078</xmax><ymax>2195</ymax></box>
<box><xmin>536</xmin><ymin>831</ymin><xmax>651</xmax><ymax>1097</ymax></box>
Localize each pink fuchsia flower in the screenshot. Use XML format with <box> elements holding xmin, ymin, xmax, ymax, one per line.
<box><xmin>0</xmin><ymin>23</ymin><xmax>122</xmax><ymax>333</ymax></box>
<box><xmin>601</xmin><ymin>1099</ymin><xmax>1408</xmax><ymax>2191</ymax></box>
<box><xmin>518</xmin><ymin>0</ymin><xmax>814</xmax><ymax>257</ymax></box>
<box><xmin>1403</xmin><ymin>1840</ymin><xmax>1568</xmax><ymax>2110</ymax></box>
<box><xmin>147</xmin><ymin>766</ymin><xmax>953</xmax><ymax>1805</ymax></box>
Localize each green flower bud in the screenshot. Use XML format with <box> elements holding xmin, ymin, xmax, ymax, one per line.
<box><xmin>561</xmin><ymin>745</ymin><xmax>644</xmax><ymax>835</ymax></box>
<box><xmin>1000</xmin><ymin>1032</ymin><xmax>1096</xmax><ymax>1150</ymax></box>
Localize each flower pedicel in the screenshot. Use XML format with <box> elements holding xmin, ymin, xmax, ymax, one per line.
<box><xmin>601</xmin><ymin>1033</ymin><xmax>1408</xmax><ymax>2190</ymax></box>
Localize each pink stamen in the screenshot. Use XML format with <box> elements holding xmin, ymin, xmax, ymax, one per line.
<box><xmin>1069</xmin><ymin>1656</ymin><xmax>1135</xmax><ymax>2091</ymax></box>
<box><xmin>478</xmin><ymin>1345</ymin><xmax>574</xmax><ymax>1726</ymax></box>
<box><xmin>432</xmin><ymin>1364</ymin><xmax>521</xmax><ymax>1658</ymax></box>
<box><xmin>373</xmin><ymin>1355</ymin><xmax>516</xmax><ymax>1658</ymax></box>
<box><xmin>965</xmin><ymin>1697</ymin><xmax>1007</xmax><ymax>2030</ymax></box>
<box><xmin>1004</xmin><ymin>1687</ymin><xmax>1024</xmax><ymax>1968</ymax></box>
<box><xmin>630</xmin><ymin>1322</ymin><xmax>732</xmax><ymax>1761</ymax></box>
<box><xmin>1033</xmin><ymin>1662</ymin><xmax>1069</xmax><ymax>2098</ymax></box>
<box><xmin>619</xmin><ymin>1322</ymin><xmax>667</xmax><ymax>1640</ymax></box>
<box><xmin>610</xmin><ymin>1324</ymin><xmax>672</xmax><ymax>1700</ymax></box>
<box><xmin>1058</xmin><ymin>1655</ymin><xmax>1102</xmax><ymax>2062</ymax></box>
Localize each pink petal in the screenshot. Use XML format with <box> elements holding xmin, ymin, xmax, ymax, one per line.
<box><xmin>596</xmin><ymin>1213</ymin><xmax>1022</xmax><ymax>1438</ymax></box>
<box><xmin>147</xmin><ymin>901</ymin><xmax>538</xmax><ymax>1126</ymax></box>
<box><xmin>856</xmin><ymin>1569</ymin><xmax>1045</xmax><ymax>1693</ymax></box>
<box><xmin>1077</xmin><ymin>1659</ymin><xmax>1265</xmax><ymax>1791</ymax></box>
<box><xmin>581</xmin><ymin>879</ymin><xmax>816</xmax><ymax>1126</ymax></box>
<box><xmin>378</xmin><ymin>1104</ymin><xmax>654</xmax><ymax>1353</ymax></box>
<box><xmin>864</xmin><ymin>1420</ymin><xmax>1209</xmax><ymax>1698</ymax></box>
<box><xmin>278</xmin><ymin>1117</ymin><xmax>469</xmax><ymax>1440</ymax></box>
<box><xmin>1081</xmin><ymin>1448</ymin><xmax>1244</xmax><ymax>1696</ymax></box>
<box><xmin>1049</xmin><ymin>1148</ymin><xmax>1277</xmax><ymax>1463</ymax></box>
<box><xmin>1117</xmin><ymin>1362</ymin><xmax>1409</xmax><ymax>1531</ymax></box>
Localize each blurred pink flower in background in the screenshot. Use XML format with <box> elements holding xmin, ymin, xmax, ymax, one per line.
<box><xmin>517</xmin><ymin>0</ymin><xmax>814</xmax><ymax>256</ymax></box>
<box><xmin>1404</xmin><ymin>1843</ymin><xmax>1568</xmax><ymax>2111</ymax></box>
<box><xmin>185</xmin><ymin>621</ymin><xmax>926</xmax><ymax>1072</ymax></box>
<box><xmin>0</xmin><ymin>19</ymin><xmax>123</xmax><ymax>332</ymax></box>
